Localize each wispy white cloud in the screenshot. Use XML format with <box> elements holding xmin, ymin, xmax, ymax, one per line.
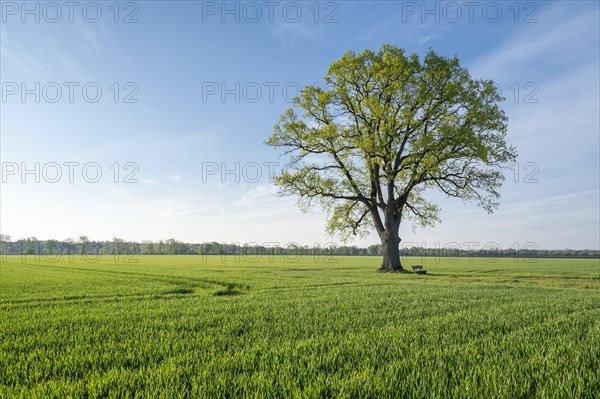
<box><xmin>78</xmin><ymin>24</ymin><xmax>102</xmax><ymax>52</ymax></box>
<box><xmin>232</xmin><ymin>183</ymin><xmax>278</xmax><ymax>208</ymax></box>
<box><xmin>502</xmin><ymin>189</ymin><xmax>600</xmax><ymax>209</ymax></box>
<box><xmin>268</xmin><ymin>21</ymin><xmax>333</xmax><ymax>45</ymax></box>
<box><xmin>351</xmin><ymin>18</ymin><xmax>393</xmax><ymax>44</ymax></box>
<box><xmin>0</xmin><ymin>26</ymin><xmax>51</xmax><ymax>77</ymax></box>
<box><xmin>469</xmin><ymin>5</ymin><xmax>599</xmax><ymax>80</ymax></box>
<box><xmin>417</xmin><ymin>34</ymin><xmax>437</xmax><ymax>45</ymax></box>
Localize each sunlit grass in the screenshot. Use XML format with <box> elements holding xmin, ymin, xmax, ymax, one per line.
<box><xmin>1</xmin><ymin>255</ymin><xmax>598</xmax><ymax>398</ymax></box>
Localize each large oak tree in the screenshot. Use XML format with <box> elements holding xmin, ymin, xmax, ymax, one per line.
<box><xmin>266</xmin><ymin>45</ymin><xmax>517</xmax><ymax>271</ymax></box>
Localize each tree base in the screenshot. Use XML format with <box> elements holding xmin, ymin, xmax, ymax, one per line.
<box><xmin>378</xmin><ymin>266</ymin><xmax>408</xmax><ymax>273</ymax></box>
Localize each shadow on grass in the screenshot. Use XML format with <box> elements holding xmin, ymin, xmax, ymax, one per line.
<box><xmin>163</xmin><ymin>287</ymin><xmax>194</xmax><ymax>295</ymax></box>
<box><xmin>213</xmin><ymin>282</ymin><xmax>251</xmax><ymax>296</ymax></box>
<box><xmin>376</xmin><ymin>268</ymin><xmax>411</xmax><ymax>273</ymax></box>
<box><xmin>213</xmin><ymin>288</ymin><xmax>244</xmax><ymax>296</ymax></box>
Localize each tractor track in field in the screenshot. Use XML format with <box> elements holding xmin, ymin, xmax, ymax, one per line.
<box><xmin>0</xmin><ymin>289</ymin><xmax>201</xmax><ymax>309</ymax></box>
<box><xmin>20</xmin><ymin>262</ymin><xmax>247</xmax><ymax>288</ymax></box>
<box><xmin>1</xmin><ymin>262</ymin><xmax>250</xmax><ymax>306</ymax></box>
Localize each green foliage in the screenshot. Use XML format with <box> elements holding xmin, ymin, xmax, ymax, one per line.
<box><xmin>266</xmin><ymin>45</ymin><xmax>517</xmax><ymax>242</ymax></box>
<box><xmin>1</xmin><ymin>256</ymin><xmax>599</xmax><ymax>398</ymax></box>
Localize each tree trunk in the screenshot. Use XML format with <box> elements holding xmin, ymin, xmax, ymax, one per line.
<box><xmin>379</xmin><ymin>228</ymin><xmax>404</xmax><ymax>272</ymax></box>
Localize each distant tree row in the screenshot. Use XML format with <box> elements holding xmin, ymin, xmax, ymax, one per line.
<box><xmin>0</xmin><ymin>235</ymin><xmax>598</xmax><ymax>258</ymax></box>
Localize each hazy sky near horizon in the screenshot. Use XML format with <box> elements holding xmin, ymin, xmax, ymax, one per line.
<box><xmin>1</xmin><ymin>0</ymin><xmax>599</xmax><ymax>250</ymax></box>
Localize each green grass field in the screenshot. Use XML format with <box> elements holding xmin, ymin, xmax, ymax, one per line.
<box><xmin>1</xmin><ymin>255</ymin><xmax>598</xmax><ymax>398</ymax></box>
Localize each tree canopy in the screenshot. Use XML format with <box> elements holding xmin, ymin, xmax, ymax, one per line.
<box><xmin>266</xmin><ymin>45</ymin><xmax>517</xmax><ymax>271</ymax></box>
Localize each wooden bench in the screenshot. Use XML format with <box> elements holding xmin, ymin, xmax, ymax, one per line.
<box><xmin>411</xmin><ymin>265</ymin><xmax>427</xmax><ymax>275</ymax></box>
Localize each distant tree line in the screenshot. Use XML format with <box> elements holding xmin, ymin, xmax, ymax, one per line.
<box><xmin>0</xmin><ymin>235</ymin><xmax>598</xmax><ymax>258</ymax></box>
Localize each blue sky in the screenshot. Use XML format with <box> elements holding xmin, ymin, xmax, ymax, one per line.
<box><xmin>1</xmin><ymin>0</ymin><xmax>599</xmax><ymax>250</ymax></box>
